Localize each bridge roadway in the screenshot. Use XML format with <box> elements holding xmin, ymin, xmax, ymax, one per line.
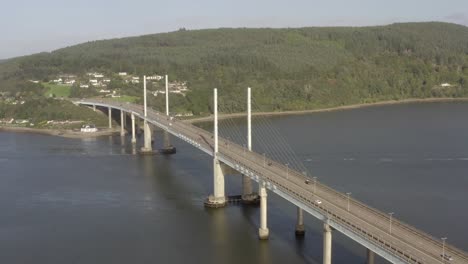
<box><xmin>77</xmin><ymin>99</ymin><xmax>468</xmax><ymax>264</ymax></box>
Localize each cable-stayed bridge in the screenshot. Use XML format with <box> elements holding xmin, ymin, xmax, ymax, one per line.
<box><xmin>74</xmin><ymin>81</ymin><xmax>467</xmax><ymax>264</ymax></box>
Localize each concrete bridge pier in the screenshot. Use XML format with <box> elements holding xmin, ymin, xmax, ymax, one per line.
<box><xmin>241</xmin><ymin>175</ymin><xmax>258</xmax><ymax>204</ymax></box>
<box><xmin>131</xmin><ymin>113</ymin><xmax>136</xmax><ymax>144</ymax></box>
<box><xmin>205</xmin><ymin>158</ymin><xmax>227</xmax><ymax>207</ymax></box>
<box><xmin>108</xmin><ymin>107</ymin><xmax>112</xmax><ymax>128</ymax></box>
<box><xmin>366</xmin><ymin>248</ymin><xmax>375</xmax><ymax>264</ymax></box>
<box><xmin>93</xmin><ymin>105</ymin><xmax>96</xmax><ymax>112</ymax></box>
<box><xmin>323</xmin><ymin>223</ymin><xmax>333</xmax><ymax>264</ymax></box>
<box><xmin>120</xmin><ymin>110</ymin><xmax>125</xmax><ymax>136</ymax></box>
<box><xmin>140</xmin><ymin>120</ymin><xmax>152</xmax><ymax>153</ymax></box>
<box><xmin>205</xmin><ymin>88</ymin><xmax>226</xmax><ymax>208</ymax></box>
<box><xmin>258</xmin><ymin>182</ymin><xmax>269</xmax><ymax>240</ymax></box>
<box><xmin>295</xmin><ymin>207</ymin><xmax>305</xmax><ymax>236</ymax></box>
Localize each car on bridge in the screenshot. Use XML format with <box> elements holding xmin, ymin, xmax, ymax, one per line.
<box><xmin>441</xmin><ymin>254</ymin><xmax>454</xmax><ymax>261</ymax></box>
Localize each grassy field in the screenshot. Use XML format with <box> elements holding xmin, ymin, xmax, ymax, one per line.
<box><xmin>43</xmin><ymin>83</ymin><xmax>71</xmax><ymax>98</ymax></box>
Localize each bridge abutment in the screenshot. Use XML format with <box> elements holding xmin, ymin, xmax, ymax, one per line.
<box><xmin>258</xmin><ymin>182</ymin><xmax>269</xmax><ymax>240</ymax></box>
<box><xmin>323</xmin><ymin>223</ymin><xmax>332</xmax><ymax>264</ymax></box>
<box><xmin>295</xmin><ymin>207</ymin><xmax>305</xmax><ymax>236</ymax></box>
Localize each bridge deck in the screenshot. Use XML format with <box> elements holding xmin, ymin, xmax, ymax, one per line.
<box><xmin>76</xmin><ymin>99</ymin><xmax>468</xmax><ymax>264</ymax></box>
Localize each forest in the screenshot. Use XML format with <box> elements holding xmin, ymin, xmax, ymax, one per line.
<box><xmin>0</xmin><ymin>22</ymin><xmax>467</xmax><ymax>117</ymax></box>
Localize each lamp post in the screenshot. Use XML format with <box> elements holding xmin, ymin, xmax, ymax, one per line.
<box><xmin>441</xmin><ymin>237</ymin><xmax>447</xmax><ymax>262</ymax></box>
<box><xmin>346</xmin><ymin>192</ymin><xmax>352</xmax><ymax>212</ymax></box>
<box><xmin>389</xmin><ymin>212</ymin><xmax>394</xmax><ymax>234</ymax></box>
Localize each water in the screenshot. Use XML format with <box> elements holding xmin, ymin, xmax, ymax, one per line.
<box><xmin>1</xmin><ymin>102</ymin><xmax>467</xmax><ymax>264</ymax></box>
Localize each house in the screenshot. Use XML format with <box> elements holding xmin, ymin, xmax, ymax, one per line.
<box><xmin>103</xmin><ymin>78</ymin><xmax>111</xmax><ymax>83</ymax></box>
<box><xmin>147</xmin><ymin>75</ymin><xmax>163</xmax><ymax>81</ymax></box>
<box><xmin>89</xmin><ymin>79</ymin><xmax>98</xmax><ymax>85</ymax></box>
<box><xmin>118</xmin><ymin>72</ymin><xmax>127</xmax><ymax>76</ymax></box>
<box><xmin>441</xmin><ymin>83</ymin><xmax>452</xmax><ymax>87</ymax></box>
<box><xmin>64</xmin><ymin>79</ymin><xmax>76</xmax><ymax>85</ymax></box>
<box><xmin>99</xmin><ymin>89</ymin><xmax>111</xmax><ymax>93</ymax></box>
<box><xmin>94</xmin><ymin>74</ymin><xmax>104</xmax><ymax>78</ymax></box>
<box><xmin>131</xmin><ymin>76</ymin><xmax>140</xmax><ymax>84</ymax></box>
<box><xmin>80</xmin><ymin>84</ymin><xmax>89</xmax><ymax>88</ymax></box>
<box><xmin>81</xmin><ymin>124</ymin><xmax>98</xmax><ymax>133</ymax></box>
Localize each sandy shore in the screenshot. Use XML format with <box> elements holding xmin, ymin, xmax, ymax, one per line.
<box><xmin>0</xmin><ymin>126</ymin><xmax>121</xmax><ymax>139</ymax></box>
<box><xmin>185</xmin><ymin>97</ymin><xmax>468</xmax><ymax>123</ymax></box>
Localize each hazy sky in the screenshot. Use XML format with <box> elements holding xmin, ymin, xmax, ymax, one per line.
<box><xmin>2</xmin><ymin>0</ymin><xmax>468</xmax><ymax>59</ymax></box>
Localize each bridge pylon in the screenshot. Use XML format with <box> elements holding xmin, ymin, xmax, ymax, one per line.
<box><xmin>205</xmin><ymin>88</ymin><xmax>227</xmax><ymax>208</ymax></box>
<box><xmin>242</xmin><ymin>87</ymin><xmax>259</xmax><ymax>204</ymax></box>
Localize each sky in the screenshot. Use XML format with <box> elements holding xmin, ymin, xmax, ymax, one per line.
<box><xmin>1</xmin><ymin>0</ymin><xmax>468</xmax><ymax>59</ymax></box>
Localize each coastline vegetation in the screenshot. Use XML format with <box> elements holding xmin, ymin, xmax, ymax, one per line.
<box><xmin>0</xmin><ymin>22</ymin><xmax>467</xmax><ymax>122</ymax></box>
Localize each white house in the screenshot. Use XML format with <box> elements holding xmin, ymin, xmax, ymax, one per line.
<box><xmin>441</xmin><ymin>83</ymin><xmax>452</xmax><ymax>87</ymax></box>
<box><xmin>89</xmin><ymin>79</ymin><xmax>98</xmax><ymax>85</ymax></box>
<box><xmin>147</xmin><ymin>75</ymin><xmax>163</xmax><ymax>81</ymax></box>
<box><xmin>81</xmin><ymin>124</ymin><xmax>98</xmax><ymax>133</ymax></box>
<box><xmin>80</xmin><ymin>84</ymin><xmax>89</xmax><ymax>88</ymax></box>
<box><xmin>118</xmin><ymin>72</ymin><xmax>127</xmax><ymax>76</ymax></box>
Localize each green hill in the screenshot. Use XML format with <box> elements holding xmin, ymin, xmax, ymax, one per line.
<box><xmin>1</xmin><ymin>22</ymin><xmax>468</xmax><ymax>115</ymax></box>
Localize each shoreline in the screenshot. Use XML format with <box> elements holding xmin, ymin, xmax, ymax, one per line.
<box><xmin>0</xmin><ymin>126</ymin><xmax>121</xmax><ymax>139</ymax></box>
<box><xmin>185</xmin><ymin>97</ymin><xmax>468</xmax><ymax>123</ymax></box>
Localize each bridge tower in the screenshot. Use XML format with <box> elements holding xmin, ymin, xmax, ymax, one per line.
<box><xmin>141</xmin><ymin>75</ymin><xmax>153</xmax><ymax>153</ymax></box>
<box><xmin>205</xmin><ymin>88</ymin><xmax>227</xmax><ymax>208</ymax></box>
<box><xmin>242</xmin><ymin>87</ymin><xmax>259</xmax><ymax>204</ymax></box>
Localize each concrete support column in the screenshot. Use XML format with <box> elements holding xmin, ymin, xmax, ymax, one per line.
<box><xmin>108</xmin><ymin>107</ymin><xmax>112</xmax><ymax>128</ymax></box>
<box><xmin>93</xmin><ymin>105</ymin><xmax>96</xmax><ymax>112</ymax></box>
<box><xmin>141</xmin><ymin>120</ymin><xmax>152</xmax><ymax>152</ymax></box>
<box><xmin>241</xmin><ymin>175</ymin><xmax>256</xmax><ymax>203</ymax></box>
<box><xmin>131</xmin><ymin>113</ymin><xmax>136</xmax><ymax>144</ymax></box>
<box><xmin>258</xmin><ymin>182</ymin><xmax>269</xmax><ymax>240</ymax></box>
<box><xmin>295</xmin><ymin>207</ymin><xmax>305</xmax><ymax>236</ymax></box>
<box><xmin>120</xmin><ymin>110</ymin><xmax>125</xmax><ymax>136</ymax></box>
<box><xmin>323</xmin><ymin>223</ymin><xmax>332</xmax><ymax>264</ymax></box>
<box><xmin>366</xmin><ymin>248</ymin><xmax>375</xmax><ymax>264</ymax></box>
<box><xmin>205</xmin><ymin>88</ymin><xmax>226</xmax><ymax>208</ymax></box>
